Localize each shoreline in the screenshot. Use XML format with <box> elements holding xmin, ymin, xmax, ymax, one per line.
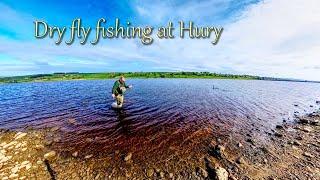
<box><xmin>0</xmin><ymin>111</ymin><xmax>319</xmax><ymax>179</ymax></box>
<box><xmin>1</xmin><ymin>72</ymin><xmax>318</xmax><ymax>84</ymax></box>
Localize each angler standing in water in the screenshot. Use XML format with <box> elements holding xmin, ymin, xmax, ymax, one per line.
<box><xmin>111</xmin><ymin>76</ymin><xmax>132</xmax><ymax>108</ymax></box>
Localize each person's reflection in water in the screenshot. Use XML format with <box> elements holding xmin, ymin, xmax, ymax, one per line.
<box><xmin>114</xmin><ymin>109</ymin><xmax>132</xmax><ymax>136</ymax></box>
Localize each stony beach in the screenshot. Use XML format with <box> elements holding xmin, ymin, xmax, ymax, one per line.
<box><xmin>0</xmin><ymin>108</ymin><xmax>319</xmax><ymax>180</ymax></box>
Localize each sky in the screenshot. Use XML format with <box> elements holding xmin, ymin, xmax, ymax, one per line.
<box><xmin>0</xmin><ymin>0</ymin><xmax>320</xmax><ymax>80</ymax></box>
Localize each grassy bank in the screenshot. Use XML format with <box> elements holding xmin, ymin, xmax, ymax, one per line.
<box><xmin>0</xmin><ymin>72</ymin><xmax>260</xmax><ymax>83</ymax></box>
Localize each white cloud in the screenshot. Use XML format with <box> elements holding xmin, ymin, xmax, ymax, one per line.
<box><xmin>1</xmin><ymin>0</ymin><xmax>320</xmax><ymax>81</ymax></box>
<box><xmin>132</xmin><ymin>0</ymin><xmax>320</xmax><ymax>80</ymax></box>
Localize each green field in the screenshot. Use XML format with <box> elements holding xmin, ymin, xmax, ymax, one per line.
<box><xmin>0</xmin><ymin>72</ymin><xmax>262</xmax><ymax>83</ymax></box>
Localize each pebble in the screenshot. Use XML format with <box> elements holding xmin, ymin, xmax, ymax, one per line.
<box><xmin>85</xmin><ymin>138</ymin><xmax>93</xmax><ymax>143</ymax></box>
<box><xmin>215</xmin><ymin>145</ymin><xmax>225</xmax><ymax>156</ymax></box>
<box><xmin>197</xmin><ymin>167</ymin><xmax>208</xmax><ymax>178</ymax></box>
<box><xmin>146</xmin><ymin>168</ymin><xmax>154</xmax><ymax>177</ymax></box>
<box><xmin>25</xmin><ymin>163</ymin><xmax>32</xmax><ymax>170</ymax></box>
<box><xmin>169</xmin><ymin>173</ymin><xmax>174</xmax><ymax>178</ymax></box>
<box><xmin>238</xmin><ymin>142</ymin><xmax>243</xmax><ymax>148</ymax></box>
<box><xmin>11</xmin><ymin>166</ymin><xmax>19</xmax><ymax>173</ymax></box>
<box><xmin>246</xmin><ymin>138</ymin><xmax>255</xmax><ymax>145</ymax></box>
<box><xmin>296</xmin><ymin>136</ymin><xmax>303</xmax><ymax>140</ymax></box>
<box><xmin>84</xmin><ymin>154</ymin><xmax>93</xmax><ymax>159</ymax></box>
<box><xmin>9</xmin><ymin>174</ymin><xmax>19</xmax><ymax>179</ymax></box>
<box><xmin>94</xmin><ymin>173</ymin><xmax>100</xmax><ymax>179</ymax></box>
<box><xmin>21</xmin><ymin>161</ymin><xmax>29</xmax><ymax>165</ymax></box>
<box><xmin>35</xmin><ymin>144</ymin><xmax>44</xmax><ymax>150</ymax></box>
<box><xmin>37</xmin><ymin>160</ymin><xmax>43</xmax><ymax>165</ymax></box>
<box><xmin>264</xmin><ymin>159</ymin><xmax>268</xmax><ymax>163</ymax></box>
<box><xmin>72</xmin><ymin>151</ymin><xmax>79</xmax><ymax>157</ymax></box>
<box><xmin>302</xmin><ymin>127</ymin><xmax>312</xmax><ymax>133</ymax></box>
<box><xmin>44</xmin><ymin>151</ymin><xmax>56</xmax><ymax>160</ymax></box>
<box><xmin>50</xmin><ymin>126</ymin><xmax>60</xmax><ymax>132</ymax></box>
<box><xmin>303</xmin><ymin>152</ymin><xmax>314</xmax><ymax>158</ymax></box>
<box><xmin>68</xmin><ymin>118</ymin><xmax>77</xmax><ymax>125</ymax></box>
<box><xmin>236</xmin><ymin>157</ymin><xmax>245</xmax><ymax>164</ymax></box>
<box><xmin>293</xmin><ymin>141</ymin><xmax>302</xmax><ymax>146</ymax></box>
<box><xmin>44</xmin><ymin>140</ymin><xmax>53</xmax><ymax>146</ymax></box>
<box><xmin>124</xmin><ymin>152</ymin><xmax>132</xmax><ymax>162</ymax></box>
<box><xmin>215</xmin><ymin>167</ymin><xmax>228</xmax><ymax>180</ymax></box>
<box><xmin>160</xmin><ymin>172</ymin><xmax>165</xmax><ymax>178</ymax></box>
<box><xmin>274</xmin><ymin>132</ymin><xmax>283</xmax><ymax>137</ymax></box>
<box><xmin>53</xmin><ymin>137</ymin><xmax>61</xmax><ymax>142</ymax></box>
<box><xmin>276</xmin><ymin>125</ymin><xmax>283</xmax><ymax>129</ymax></box>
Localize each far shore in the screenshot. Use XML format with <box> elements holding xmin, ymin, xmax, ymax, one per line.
<box><xmin>1</xmin><ymin>72</ymin><xmax>318</xmax><ymax>84</ymax></box>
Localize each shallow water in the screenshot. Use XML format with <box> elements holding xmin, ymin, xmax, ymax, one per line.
<box><xmin>0</xmin><ymin>79</ymin><xmax>320</xmax><ymax>157</ymax></box>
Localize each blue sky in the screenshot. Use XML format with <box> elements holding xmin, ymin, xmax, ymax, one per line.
<box><xmin>0</xmin><ymin>0</ymin><xmax>320</xmax><ymax>80</ymax></box>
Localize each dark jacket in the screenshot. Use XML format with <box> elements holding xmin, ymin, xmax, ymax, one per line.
<box><xmin>112</xmin><ymin>80</ymin><xmax>129</xmax><ymax>95</ymax></box>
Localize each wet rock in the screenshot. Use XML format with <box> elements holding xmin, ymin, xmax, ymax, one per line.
<box><xmin>274</xmin><ymin>132</ymin><xmax>283</xmax><ymax>137</ymax></box>
<box><xmin>169</xmin><ymin>173</ymin><xmax>174</xmax><ymax>178</ymax></box>
<box><xmin>84</xmin><ymin>154</ymin><xmax>93</xmax><ymax>159</ymax></box>
<box><xmin>236</xmin><ymin>157</ymin><xmax>245</xmax><ymax>164</ymax></box>
<box><xmin>14</xmin><ymin>132</ymin><xmax>27</xmax><ymax>140</ymax></box>
<box><xmin>11</xmin><ymin>166</ymin><xmax>19</xmax><ymax>173</ymax></box>
<box><xmin>35</xmin><ymin>144</ymin><xmax>44</xmax><ymax>150</ymax></box>
<box><xmin>276</xmin><ymin>125</ymin><xmax>283</xmax><ymax>129</ymax></box>
<box><xmin>44</xmin><ymin>151</ymin><xmax>56</xmax><ymax>160</ymax></box>
<box><xmin>85</xmin><ymin>138</ymin><xmax>93</xmax><ymax>143</ymax></box>
<box><xmin>303</xmin><ymin>152</ymin><xmax>314</xmax><ymax>158</ymax></box>
<box><xmin>25</xmin><ymin>163</ymin><xmax>32</xmax><ymax>170</ymax></box>
<box><xmin>196</xmin><ymin>167</ymin><xmax>208</xmax><ymax>178</ymax></box>
<box><xmin>53</xmin><ymin>137</ymin><xmax>61</xmax><ymax>142</ymax></box>
<box><xmin>3</xmin><ymin>141</ymin><xmax>17</xmax><ymax>149</ymax></box>
<box><xmin>21</xmin><ymin>161</ymin><xmax>29</xmax><ymax>165</ymax></box>
<box><xmin>263</xmin><ymin>159</ymin><xmax>268</xmax><ymax>163</ymax></box>
<box><xmin>298</xmin><ymin>117</ymin><xmax>309</xmax><ymax>124</ymax></box>
<box><xmin>124</xmin><ymin>152</ymin><xmax>132</xmax><ymax>162</ymax></box>
<box><xmin>9</xmin><ymin>174</ymin><xmax>19</xmax><ymax>179</ymax></box>
<box><xmin>37</xmin><ymin>160</ymin><xmax>43</xmax><ymax>165</ymax></box>
<box><xmin>68</xmin><ymin>118</ymin><xmax>77</xmax><ymax>125</ymax></box>
<box><xmin>146</xmin><ymin>168</ymin><xmax>154</xmax><ymax>177</ymax></box>
<box><xmin>293</xmin><ymin>141</ymin><xmax>302</xmax><ymax>146</ymax></box>
<box><xmin>160</xmin><ymin>172</ymin><xmax>165</xmax><ymax>178</ymax></box>
<box><xmin>215</xmin><ymin>145</ymin><xmax>225</xmax><ymax>154</ymax></box>
<box><xmin>72</xmin><ymin>151</ymin><xmax>79</xmax><ymax>157</ymax></box>
<box><xmin>310</xmin><ymin>119</ymin><xmax>319</xmax><ymax>126</ymax></box>
<box><xmin>296</xmin><ymin>136</ymin><xmax>303</xmax><ymax>140</ymax></box>
<box><xmin>302</xmin><ymin>127</ymin><xmax>312</xmax><ymax>133</ymax></box>
<box><xmin>44</xmin><ymin>140</ymin><xmax>53</xmax><ymax>146</ymax></box>
<box><xmin>95</xmin><ymin>173</ymin><xmax>101</xmax><ymax>179</ymax></box>
<box><xmin>246</xmin><ymin>138</ymin><xmax>255</xmax><ymax>145</ymax></box>
<box><xmin>215</xmin><ymin>167</ymin><xmax>228</xmax><ymax>180</ymax></box>
<box><xmin>50</xmin><ymin>126</ymin><xmax>60</xmax><ymax>132</ymax></box>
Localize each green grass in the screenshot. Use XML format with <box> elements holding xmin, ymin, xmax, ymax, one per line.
<box><xmin>0</xmin><ymin>72</ymin><xmax>261</xmax><ymax>83</ymax></box>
